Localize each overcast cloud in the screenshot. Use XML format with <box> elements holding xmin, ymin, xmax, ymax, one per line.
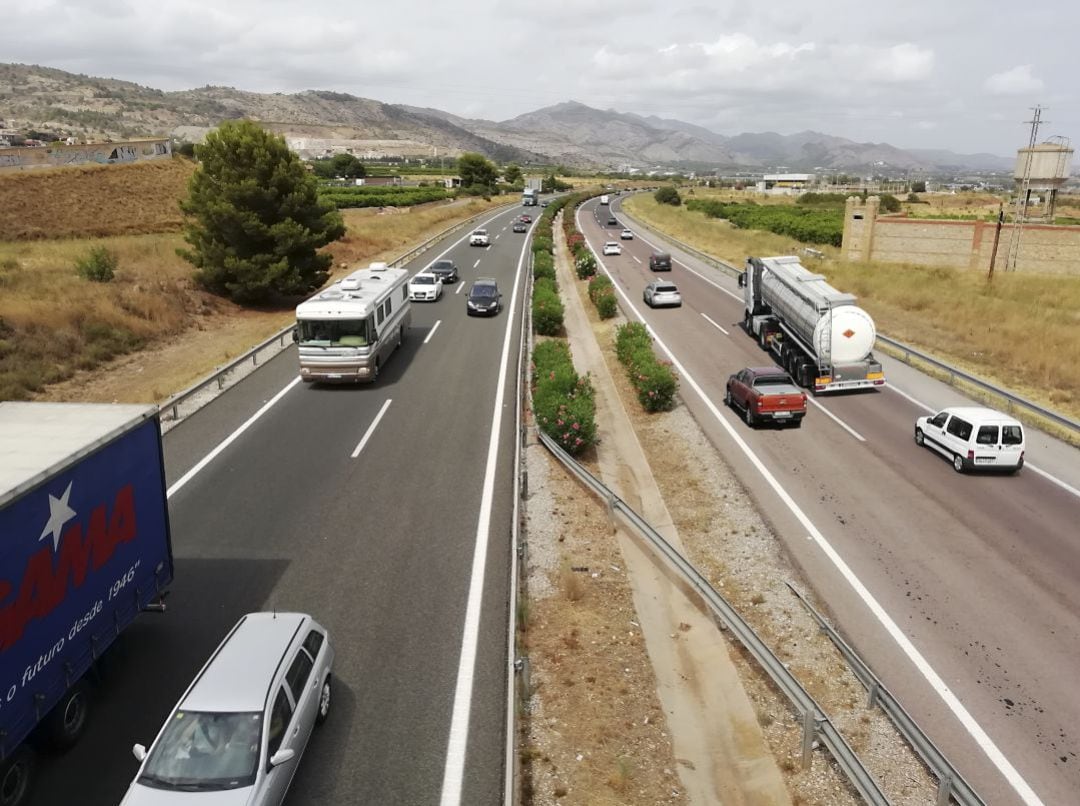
<box><xmin>3</xmin><ymin>0</ymin><xmax>1076</xmax><ymax>156</ymax></box>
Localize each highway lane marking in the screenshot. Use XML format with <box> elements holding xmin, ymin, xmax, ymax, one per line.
<box><xmin>700</xmin><ymin>312</ymin><xmax>729</xmax><ymax>335</ymax></box>
<box><xmin>351</xmin><ymin>398</ymin><xmax>392</xmax><ymax>458</ymax></box>
<box><xmin>495</xmin><ymin>234</ymin><xmax>501</xmax><ymax>240</ymax></box>
<box><xmin>167</xmin><ymin>377</ymin><xmax>302</xmax><ymax>499</ymax></box>
<box><xmin>440</xmin><ymin>220</ymin><xmax>528</xmax><ymax>806</ymax></box>
<box><xmin>632</xmin><ymin>254</ymin><xmax>642</xmax><ymax>264</ymax></box>
<box><xmin>473</xmin><ymin>259</ymin><xmax>481</xmax><ymax>268</ymax></box>
<box><xmin>455</xmin><ymin>281</ymin><xmax>465</xmax><ymax>295</ymax></box>
<box><xmin>807</xmin><ymin>398</ymin><xmax>866</xmax><ymax>442</ymax></box>
<box><xmin>888</xmin><ymin>383</ymin><xmax>1080</xmax><ymax>500</ymax></box>
<box><xmin>424</xmin><ymin>320</ymin><xmax>442</xmax><ymax>344</ymax></box>
<box><xmin>578</xmin><ymin>204</ymin><xmax>1046</xmax><ymax>806</ymax></box>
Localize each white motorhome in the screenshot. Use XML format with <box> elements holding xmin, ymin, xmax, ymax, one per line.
<box><xmin>294</xmin><ymin>263</ymin><xmax>412</xmax><ymax>383</ymax></box>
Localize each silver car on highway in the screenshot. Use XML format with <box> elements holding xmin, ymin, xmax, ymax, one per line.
<box><xmin>643</xmin><ymin>280</ymin><xmax>682</xmax><ymax>308</ymax></box>
<box><xmin>120</xmin><ymin>612</ymin><xmax>333</xmax><ymax>806</ymax></box>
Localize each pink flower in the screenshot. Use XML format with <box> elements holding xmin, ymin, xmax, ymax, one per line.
<box><xmin>572</xmin><ymin>423</ymin><xmax>580</xmax><ymax>430</ymax></box>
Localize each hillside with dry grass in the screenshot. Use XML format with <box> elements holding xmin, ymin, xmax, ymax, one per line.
<box><xmin>0</xmin><ymin>157</ymin><xmax>509</xmax><ymax>402</ymax></box>
<box><xmin>0</xmin><ymin>158</ymin><xmax>195</xmax><ymax>240</ymax></box>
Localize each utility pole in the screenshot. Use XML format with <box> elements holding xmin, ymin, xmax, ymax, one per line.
<box><xmin>1006</xmin><ymin>105</ymin><xmax>1045</xmax><ymax>272</ymax></box>
<box><xmin>987</xmin><ymin>204</ymin><xmax>1004</xmax><ymax>282</ymax></box>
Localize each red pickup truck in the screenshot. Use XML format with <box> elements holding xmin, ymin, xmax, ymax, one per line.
<box><xmin>725</xmin><ymin>367</ymin><xmax>807</xmax><ymax>428</ymax></box>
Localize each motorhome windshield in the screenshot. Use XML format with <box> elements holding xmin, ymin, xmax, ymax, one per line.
<box><xmin>298</xmin><ymin>317</ymin><xmax>374</xmax><ymax>346</ymax></box>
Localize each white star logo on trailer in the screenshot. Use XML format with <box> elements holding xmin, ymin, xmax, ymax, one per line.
<box><xmin>39</xmin><ymin>481</ymin><xmax>77</xmax><ymax>552</ymax></box>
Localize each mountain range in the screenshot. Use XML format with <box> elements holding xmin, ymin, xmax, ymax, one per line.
<box><xmin>0</xmin><ymin>63</ymin><xmax>1015</xmax><ymax>173</ymax></box>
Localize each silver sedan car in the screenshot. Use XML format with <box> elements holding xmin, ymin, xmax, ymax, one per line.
<box><xmin>121</xmin><ymin>613</ymin><xmax>334</xmax><ymax>806</ymax></box>
<box><xmin>643</xmin><ymin>280</ymin><xmax>682</xmax><ymax>308</ymax></box>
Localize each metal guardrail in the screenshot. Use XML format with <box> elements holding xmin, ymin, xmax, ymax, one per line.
<box><xmin>535</xmin><ymin>428</ymin><xmax>890</xmax><ymax>805</ymax></box>
<box><xmin>157</xmin><ymin>199</ymin><xmax>518</xmax><ymax>424</ymax></box>
<box><xmin>615</xmin><ymin>206</ymin><xmax>1080</xmax><ymax>438</ymax></box>
<box><xmin>787</xmin><ymin>583</ymin><xmax>985</xmax><ymax>806</ymax></box>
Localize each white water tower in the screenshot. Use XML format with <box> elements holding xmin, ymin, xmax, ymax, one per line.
<box><xmin>1013</xmin><ymin>136</ymin><xmax>1073</xmax><ymax>220</ymax></box>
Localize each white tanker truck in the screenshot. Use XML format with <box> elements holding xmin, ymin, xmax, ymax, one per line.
<box><xmin>739</xmin><ymin>255</ymin><xmax>885</xmax><ymax>393</ymax></box>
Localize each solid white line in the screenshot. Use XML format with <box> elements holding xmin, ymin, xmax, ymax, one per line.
<box><xmin>577</xmin><ymin>206</ymin><xmax>1047</xmax><ymax>806</ymax></box>
<box><xmin>351</xmin><ymin>398</ymin><xmax>392</xmax><ymax>458</ymax></box>
<box><xmin>700</xmin><ymin>312</ymin><xmax>729</xmax><ymax>335</ymax></box>
<box><xmin>807</xmin><ymin>398</ymin><xmax>866</xmax><ymax>442</ymax></box>
<box><xmin>473</xmin><ymin>259</ymin><xmax>480</xmax><ymax>268</ymax></box>
<box><xmin>424</xmin><ymin>320</ymin><xmax>442</xmax><ymax>344</ymax></box>
<box><xmin>440</xmin><ymin>217</ymin><xmax>527</xmax><ymax>806</ymax></box>
<box><xmin>167</xmin><ymin>377</ymin><xmax>301</xmax><ymax>498</ymax></box>
<box><xmin>887</xmin><ymin>384</ymin><xmax>1080</xmax><ymax>500</ymax></box>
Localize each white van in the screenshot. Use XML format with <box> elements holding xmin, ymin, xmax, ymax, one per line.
<box><xmin>915</xmin><ymin>406</ymin><xmax>1025</xmax><ymax>474</ymax></box>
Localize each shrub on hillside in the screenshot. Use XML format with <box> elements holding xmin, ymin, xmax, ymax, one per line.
<box><xmin>615</xmin><ymin>322</ymin><xmax>652</xmax><ymax>364</ymax></box>
<box><xmin>588</xmin><ymin>275</ymin><xmax>616</xmax><ymax>318</ymax></box>
<box><xmin>533</xmin><ymin>279</ymin><xmax>564</xmax><ymax>335</ymax></box>
<box><xmin>655</xmin><ymin>186</ymin><xmax>682</xmax><ymax>206</ymax></box>
<box><xmin>614</xmin><ymin>322</ymin><xmax>678</xmax><ymax>411</ymax></box>
<box><xmin>532</xmin><ymin>338</ymin><xmax>596</xmax><ymax>456</ymax></box>
<box><xmin>531</xmin><ymin>235</ymin><xmax>553</xmax><ymax>256</ymax></box>
<box><xmin>575</xmin><ymin>251</ymin><xmax>597</xmax><ymax>279</ymax></box>
<box><xmin>533</xmin><ymin>251</ymin><xmax>556</xmax><ymax>281</ymax></box>
<box><xmin>75</xmin><ymin>246</ymin><xmax>118</xmax><ymax>282</ymax></box>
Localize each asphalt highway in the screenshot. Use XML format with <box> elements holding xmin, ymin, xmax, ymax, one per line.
<box><xmin>34</xmin><ymin>202</ymin><xmax>534</xmax><ymax>805</ymax></box>
<box><xmin>586</xmin><ymin>196</ymin><xmax>1080</xmax><ymax>806</ymax></box>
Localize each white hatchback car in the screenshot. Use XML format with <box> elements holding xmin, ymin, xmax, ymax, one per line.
<box><xmin>469</xmin><ymin>229</ymin><xmax>490</xmax><ymax>246</ymax></box>
<box><xmin>121</xmin><ymin>613</ymin><xmax>334</xmax><ymax>806</ymax></box>
<box><xmin>602</xmin><ymin>241</ymin><xmax>622</xmax><ymax>256</ymax></box>
<box><xmin>643</xmin><ymin>280</ymin><xmax>682</xmax><ymax>308</ymax></box>
<box><xmin>408</xmin><ymin>271</ymin><xmax>443</xmax><ymax>301</ymax></box>
<box><xmin>915</xmin><ymin>406</ymin><xmax>1025</xmax><ymax>473</ymax></box>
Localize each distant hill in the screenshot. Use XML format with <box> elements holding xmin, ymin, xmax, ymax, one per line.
<box><xmin>0</xmin><ymin>63</ymin><xmax>1015</xmax><ymax>173</ymax></box>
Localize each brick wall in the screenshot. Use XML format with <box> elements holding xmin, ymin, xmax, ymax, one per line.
<box><xmin>841</xmin><ymin>196</ymin><xmax>1080</xmax><ymax>275</ymax></box>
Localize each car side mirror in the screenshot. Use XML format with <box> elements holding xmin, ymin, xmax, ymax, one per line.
<box><xmin>270</xmin><ymin>748</ymin><xmax>296</xmax><ymax>767</ymax></box>
<box><xmin>737</xmin><ymin>273</ymin><xmax>746</xmax><ymax>288</ymax></box>
<box><xmin>133</xmin><ymin>744</ymin><xmax>147</xmax><ymax>762</ymax></box>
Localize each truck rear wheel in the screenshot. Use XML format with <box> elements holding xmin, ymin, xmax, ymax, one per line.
<box><xmin>0</xmin><ymin>746</ymin><xmax>34</xmax><ymax>806</ymax></box>
<box><xmin>42</xmin><ymin>681</ymin><xmax>89</xmax><ymax>751</ymax></box>
<box><xmin>744</xmin><ymin>405</ymin><xmax>756</xmax><ymax>428</ymax></box>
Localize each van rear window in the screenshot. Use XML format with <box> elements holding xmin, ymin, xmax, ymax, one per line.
<box><xmin>1002</xmin><ymin>425</ymin><xmax>1023</xmax><ymax>445</ymax></box>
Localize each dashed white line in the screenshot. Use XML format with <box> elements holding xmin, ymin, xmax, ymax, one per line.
<box><xmin>807</xmin><ymin>398</ymin><xmax>866</xmax><ymax>442</ymax></box>
<box><xmin>455</xmin><ymin>281</ymin><xmax>465</xmax><ymax>295</ymax></box>
<box><xmin>351</xmin><ymin>398</ymin><xmax>392</xmax><ymax>458</ymax></box>
<box><xmin>424</xmin><ymin>320</ymin><xmax>442</xmax><ymax>344</ymax></box>
<box><xmin>632</xmin><ymin>254</ymin><xmax>642</xmax><ymax>264</ymax></box>
<box><xmin>473</xmin><ymin>259</ymin><xmax>480</xmax><ymax>268</ymax></box>
<box><xmin>700</xmin><ymin>312</ymin><xmax>729</xmax><ymax>335</ymax></box>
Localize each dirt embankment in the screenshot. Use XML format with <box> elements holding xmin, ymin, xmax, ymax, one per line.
<box><xmin>0</xmin><ymin>158</ymin><xmax>195</xmax><ymax>240</ymax></box>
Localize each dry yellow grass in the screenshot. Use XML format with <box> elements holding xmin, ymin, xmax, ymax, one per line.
<box><xmin>624</xmin><ymin>193</ymin><xmax>1080</xmax><ymax>421</ymax></box>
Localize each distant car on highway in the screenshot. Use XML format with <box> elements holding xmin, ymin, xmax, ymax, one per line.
<box><xmin>643</xmin><ymin>280</ymin><xmax>681</xmax><ymax>308</ymax></box>
<box><xmin>602</xmin><ymin>241</ymin><xmax>622</xmax><ymax>256</ymax></box>
<box><xmin>428</xmin><ymin>259</ymin><xmax>459</xmax><ymax>284</ymax></box>
<box><xmin>519</xmin><ymin>214</ymin><xmax>532</xmax><ymax>224</ymax></box>
<box><xmin>606</xmin><ymin>215</ymin><xmax>618</xmax><ymax>226</ymax></box>
<box><xmin>540</xmin><ymin>200</ymin><xmax>549</xmax><ymax>207</ymax></box>
<box><xmin>466</xmin><ymin>278</ymin><xmax>502</xmax><ymax>316</ymax></box>
<box><xmin>408</xmin><ymin>272</ymin><xmax>443</xmax><ymax>302</ymax></box>
<box><xmin>512</xmin><ymin>221</ymin><xmax>528</xmax><ymax>233</ymax></box>
<box><xmin>469</xmin><ymin>229</ymin><xmax>490</xmax><ymax>246</ymax></box>
<box><xmin>648</xmin><ymin>252</ymin><xmax>672</xmax><ymax>271</ymax></box>
<box><xmin>620</xmin><ymin>229</ymin><xmax>634</xmax><ymax>240</ymax></box>
<box><xmin>121</xmin><ymin>613</ymin><xmax>333</xmax><ymax>806</ymax></box>
<box><xmin>725</xmin><ymin>367</ymin><xmax>807</xmax><ymax>428</ymax></box>
<box><xmin>915</xmin><ymin>406</ymin><xmax>1025</xmax><ymax>474</ymax></box>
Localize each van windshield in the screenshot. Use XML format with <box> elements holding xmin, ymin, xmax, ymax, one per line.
<box><xmin>139</xmin><ymin>711</ymin><xmax>261</xmax><ymax>791</ymax></box>
<box><xmin>298</xmin><ymin>317</ymin><xmax>374</xmax><ymax>347</ymax></box>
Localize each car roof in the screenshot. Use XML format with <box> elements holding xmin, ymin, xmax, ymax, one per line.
<box><xmin>182</xmin><ymin>613</ymin><xmax>310</xmax><ymax>713</ymax></box>
<box><xmin>938</xmin><ymin>406</ymin><xmax>1022</xmax><ymax>424</ymax></box>
<box><xmin>431</xmin><ymin>259</ymin><xmax>454</xmax><ymax>266</ymax></box>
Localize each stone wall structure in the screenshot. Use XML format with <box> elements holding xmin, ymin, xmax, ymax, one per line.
<box><xmin>0</xmin><ymin>139</ymin><xmax>171</xmax><ymax>171</ymax></box>
<box><xmin>841</xmin><ymin>196</ymin><xmax>1080</xmax><ymax>275</ymax></box>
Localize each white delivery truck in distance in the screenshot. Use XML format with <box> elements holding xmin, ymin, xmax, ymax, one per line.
<box><xmin>599</xmin><ymin>194</ymin><xmax>610</xmax><ymax>205</ymax></box>
<box><xmin>294</xmin><ymin>263</ymin><xmax>412</xmax><ymax>383</ymax></box>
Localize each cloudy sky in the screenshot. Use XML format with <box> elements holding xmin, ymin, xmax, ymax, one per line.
<box><xmin>3</xmin><ymin>0</ymin><xmax>1075</xmax><ymax>156</ymax></box>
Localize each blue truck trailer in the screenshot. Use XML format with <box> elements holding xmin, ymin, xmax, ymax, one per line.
<box><xmin>0</xmin><ymin>402</ymin><xmax>173</xmax><ymax>805</ymax></box>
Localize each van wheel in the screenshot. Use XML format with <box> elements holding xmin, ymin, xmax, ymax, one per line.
<box><xmin>952</xmin><ymin>454</ymin><xmax>965</xmax><ymax>473</ymax></box>
<box><xmin>744</xmin><ymin>405</ymin><xmax>756</xmax><ymax>428</ymax></box>
<box><xmin>42</xmin><ymin>682</ymin><xmax>89</xmax><ymax>751</ymax></box>
<box><xmin>915</xmin><ymin>428</ymin><xmax>924</xmax><ymax>446</ymax></box>
<box><xmin>316</xmin><ymin>676</ymin><xmax>332</xmax><ymax>726</ymax></box>
<box><xmin>0</xmin><ymin>746</ymin><xmax>34</xmax><ymax>806</ymax></box>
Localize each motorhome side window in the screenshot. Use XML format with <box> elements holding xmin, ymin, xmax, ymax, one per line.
<box><xmin>930</xmin><ymin>412</ymin><xmax>948</xmax><ymax>427</ymax></box>
<box><xmin>386</xmin><ymin>298</ymin><xmax>392</xmax><ymax>315</ymax></box>
<box><xmin>377</xmin><ymin>305</ymin><xmax>385</xmax><ymax>325</ymax></box>
<box><xmin>402</xmin><ymin>286</ymin><xmax>408</xmax><ymax>302</ymax></box>
<box><xmin>976</xmin><ymin>426</ymin><xmax>998</xmax><ymax>445</ymax></box>
<box><xmin>946</xmin><ymin>417</ymin><xmax>972</xmax><ymax>440</ymax></box>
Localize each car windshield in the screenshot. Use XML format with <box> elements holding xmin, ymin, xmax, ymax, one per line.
<box><xmin>473</xmin><ymin>230</ymin><xmax>487</xmax><ymax>236</ymax></box>
<box><xmin>471</xmin><ymin>285</ymin><xmax>497</xmax><ymax>299</ymax></box>
<box><xmin>297</xmin><ymin>317</ymin><xmax>373</xmax><ymax>347</ymax></box>
<box><xmin>413</xmin><ymin>275</ymin><xmax>436</xmax><ymax>285</ymax></box>
<box><xmin>432</xmin><ymin>261</ymin><xmax>453</xmax><ymax>271</ymax></box>
<box><xmin>139</xmin><ymin>711</ymin><xmax>261</xmax><ymax>791</ymax></box>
